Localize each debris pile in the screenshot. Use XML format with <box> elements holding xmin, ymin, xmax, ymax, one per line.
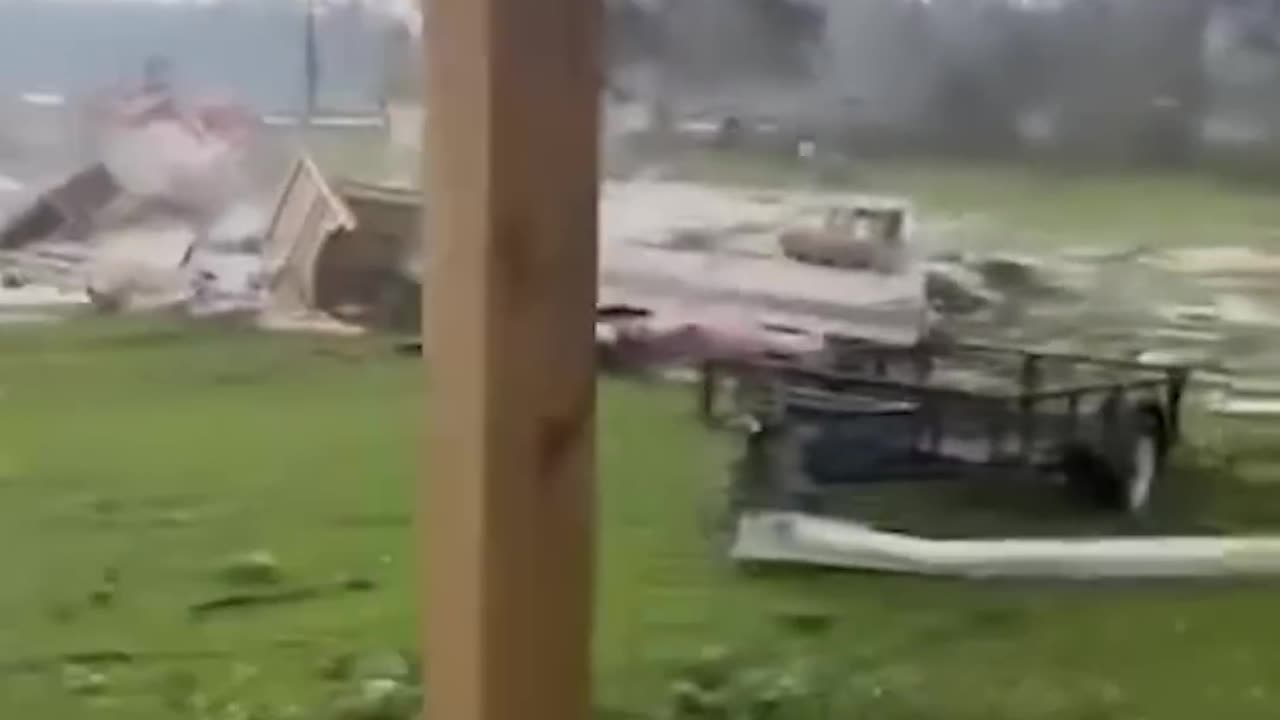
<box><xmin>262</xmin><ymin>174</ymin><xmax>933</xmax><ymax>358</ymax></box>
<box><xmin>0</xmin><ymin>143</ymin><xmax>416</xmax><ymax>337</ymax></box>
<box><xmin>921</xmin><ymin>243</ymin><xmax>1280</xmax><ymax>418</ymax></box>
<box><xmin>257</xmin><ymin>157</ymin><xmax>418</xmax><ymax>336</ymax></box>
<box><xmin>0</xmin><ymin>73</ymin><xmax>268</xmax><ymax>324</ymax></box>
<box><xmin>3</xmin><ymin>77</ymin><xmax>1278</xmax><ymax>412</ymax></box>
<box><xmin>778</xmin><ymin>205</ymin><xmax>908</xmax><ymax>274</ymax></box>
<box><xmin>596</xmin><ymin>182</ymin><xmax>930</xmax><ymax>367</ymax></box>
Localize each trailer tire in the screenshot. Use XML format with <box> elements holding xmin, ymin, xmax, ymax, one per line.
<box><xmin>1062</xmin><ymin>411</ymin><xmax>1166</xmax><ymax>514</ymax></box>
<box><xmin>1062</xmin><ymin>446</ymin><xmax>1120</xmax><ymax>509</ymax></box>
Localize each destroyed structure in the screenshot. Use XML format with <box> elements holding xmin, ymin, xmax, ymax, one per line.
<box><xmin>2</xmin><ymin>67</ymin><xmax>1280</xmax><ymax>418</ymax></box>
<box><xmin>258</xmin><ymin>160</ymin><xmax>932</xmax><ymax>357</ymax></box>
<box><xmin>8</xmin><ymin>81</ymin><xmax>1280</xmax><ymax>581</ymax></box>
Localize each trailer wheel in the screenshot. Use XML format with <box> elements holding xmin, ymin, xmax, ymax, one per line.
<box><xmin>1062</xmin><ymin>411</ymin><xmax>1166</xmax><ymax>514</ymax></box>
<box><xmin>1062</xmin><ymin>447</ymin><xmax>1120</xmax><ymax>509</ymax></box>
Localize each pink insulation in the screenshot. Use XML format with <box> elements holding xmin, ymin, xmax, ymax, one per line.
<box><xmin>601</xmin><ymin>315</ymin><xmax>824</xmax><ymax>369</ymax></box>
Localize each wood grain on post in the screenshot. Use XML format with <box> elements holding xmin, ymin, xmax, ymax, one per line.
<box><xmin>422</xmin><ymin>0</ymin><xmax>600</xmax><ymax>719</ymax></box>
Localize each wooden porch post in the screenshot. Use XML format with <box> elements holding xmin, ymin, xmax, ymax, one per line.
<box><xmin>422</xmin><ymin>0</ymin><xmax>600</xmax><ymax>719</ymax></box>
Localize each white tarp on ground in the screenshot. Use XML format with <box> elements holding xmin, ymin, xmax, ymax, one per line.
<box><xmin>85</xmin><ymin>221</ymin><xmax>196</xmax><ymax>311</ymax></box>
<box><xmin>0</xmin><ymin>284</ymin><xmax>87</xmax><ymax>325</ymax></box>
<box><xmin>733</xmin><ymin>512</ymin><xmax>1280</xmax><ymax>579</ymax></box>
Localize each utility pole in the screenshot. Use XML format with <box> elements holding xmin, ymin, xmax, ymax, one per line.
<box><xmin>304</xmin><ymin>0</ymin><xmax>319</xmax><ymax>125</ymax></box>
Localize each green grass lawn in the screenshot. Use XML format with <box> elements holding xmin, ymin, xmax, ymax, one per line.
<box><xmin>1</xmin><ymin>321</ymin><xmax>1280</xmax><ymax>719</ymax></box>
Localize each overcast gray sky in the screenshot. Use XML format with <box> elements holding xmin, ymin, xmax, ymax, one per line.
<box><xmin>12</xmin><ymin>0</ymin><xmax>421</xmax><ymax>31</ymax></box>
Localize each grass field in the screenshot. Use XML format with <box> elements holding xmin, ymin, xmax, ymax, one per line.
<box><xmin>5</xmin><ymin>149</ymin><xmax>1280</xmax><ymax>718</ymax></box>
<box><xmin>668</xmin><ymin>150</ymin><xmax>1280</xmax><ymax>251</ymax></box>
<box><xmin>1</xmin><ymin>319</ymin><xmax>1280</xmax><ymax>719</ymax></box>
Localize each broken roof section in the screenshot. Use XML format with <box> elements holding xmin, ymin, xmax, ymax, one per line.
<box><xmin>260</xmin><ymin>155</ymin><xmax>421</xmax><ymax>335</ymax></box>
<box><xmin>0</xmin><ymin>163</ymin><xmax>120</xmax><ymax>249</ymax></box>
<box><xmin>263</xmin><ymin>155</ymin><xmax>357</xmax><ymax>316</ymax></box>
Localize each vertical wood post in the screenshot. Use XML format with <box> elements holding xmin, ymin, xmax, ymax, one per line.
<box><xmin>422</xmin><ymin>0</ymin><xmax>600</xmax><ymax>719</ymax></box>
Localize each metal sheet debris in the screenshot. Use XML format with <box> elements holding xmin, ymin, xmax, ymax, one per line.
<box><xmin>733</xmin><ymin>512</ymin><xmax>1280</xmax><ymax>579</ymax></box>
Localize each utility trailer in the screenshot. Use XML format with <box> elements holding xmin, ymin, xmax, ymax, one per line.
<box><xmin>702</xmin><ymin>339</ymin><xmax>1191</xmax><ymax>516</ymax></box>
